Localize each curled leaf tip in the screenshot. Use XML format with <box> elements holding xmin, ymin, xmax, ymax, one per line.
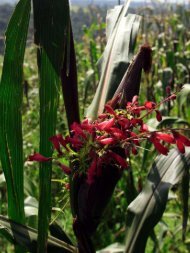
<box><xmin>140</xmin><ymin>44</ymin><xmax>152</xmax><ymax>73</ymax></box>
<box><xmin>56</xmin><ymin>162</ymin><xmax>72</xmax><ymax>175</ymax></box>
<box><xmin>28</xmin><ymin>153</ymin><xmax>52</xmax><ymax>162</ymax></box>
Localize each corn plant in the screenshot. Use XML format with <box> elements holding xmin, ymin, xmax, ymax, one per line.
<box><xmin>0</xmin><ymin>0</ymin><xmax>189</xmax><ymax>253</ymax></box>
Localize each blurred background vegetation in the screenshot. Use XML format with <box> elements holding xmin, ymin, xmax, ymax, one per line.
<box><xmin>0</xmin><ymin>0</ymin><xmax>190</xmax><ymax>252</ymax></box>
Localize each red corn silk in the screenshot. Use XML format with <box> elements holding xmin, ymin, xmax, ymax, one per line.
<box><xmin>65</xmin><ymin>136</ymin><xmax>83</xmax><ymax>150</ymax></box>
<box><xmin>132</xmin><ymin>95</ymin><xmax>138</xmax><ymax>104</ymax></box>
<box><xmin>140</xmin><ymin>123</ymin><xmax>149</xmax><ymax>132</ymax></box>
<box><xmin>97</xmin><ymin>137</ymin><xmax>116</xmax><ymax>145</ymax></box>
<box><xmin>86</xmin><ymin>158</ymin><xmax>97</xmax><ymax>185</ymax></box>
<box><xmin>132</xmin><ymin>146</ymin><xmax>138</xmax><ymax>155</ymax></box>
<box><xmin>117</xmin><ymin>117</ymin><xmax>130</xmax><ymax>129</ymax></box>
<box><xmin>154</xmin><ymin>132</ymin><xmax>175</xmax><ymax>144</ymax></box>
<box><xmin>130</xmin><ymin>132</ymin><xmax>140</xmax><ymax>145</ymax></box>
<box><xmin>71</xmin><ymin>122</ymin><xmax>87</xmax><ymax>139</ymax></box>
<box><xmin>166</xmin><ymin>85</ymin><xmax>171</xmax><ymax>95</ymax></box>
<box><xmin>65</xmin><ymin>183</ymin><xmax>70</xmax><ymax>190</ymax></box>
<box><xmin>131</xmin><ymin>107</ymin><xmax>141</xmax><ymax>117</ymax></box>
<box><xmin>56</xmin><ymin>134</ymin><xmax>69</xmax><ymax>150</ymax></box>
<box><xmin>127</xmin><ymin>96</ymin><xmax>146</xmax><ymax>116</ymax></box>
<box><xmin>150</xmin><ymin>135</ymin><xmax>169</xmax><ymax>155</ymax></box>
<box><xmin>108</xmin><ymin>151</ymin><xmax>128</xmax><ymax>169</ymax></box>
<box><xmin>126</xmin><ymin>101</ymin><xmax>132</xmax><ymax>108</ymax></box>
<box><xmin>144</xmin><ymin>101</ymin><xmax>156</xmax><ymax>110</ymax></box>
<box><xmin>176</xmin><ymin>140</ymin><xmax>185</xmax><ymax>154</ymax></box>
<box><xmin>28</xmin><ymin>153</ymin><xmax>52</xmax><ymax>162</ymax></box>
<box><xmin>98</xmin><ymin>113</ymin><xmax>108</xmax><ymax>120</ymax></box>
<box><xmin>172</xmin><ymin>131</ymin><xmax>190</xmax><ymax>146</ymax></box>
<box><xmin>168</xmin><ymin>94</ymin><xmax>177</xmax><ymax>101</ymax></box>
<box><xmin>109</xmin><ymin>127</ymin><xmax>125</xmax><ymax>139</ymax></box>
<box><xmin>126</xmin><ymin>102</ymin><xmax>144</xmax><ymax>116</ymax></box>
<box><xmin>132</xmin><ymin>106</ymin><xmax>146</xmax><ymax>116</ymax></box>
<box><xmin>125</xmin><ymin>148</ymin><xmax>130</xmax><ymax>157</ymax></box>
<box><xmin>155</xmin><ymin>110</ymin><xmax>162</xmax><ymax>122</ymax></box>
<box><xmin>152</xmin><ymin>141</ymin><xmax>169</xmax><ymax>155</ymax></box>
<box><xmin>104</xmin><ymin>104</ymin><xmax>117</xmax><ymax>116</ymax></box>
<box><xmin>81</xmin><ymin>119</ymin><xmax>94</xmax><ymax>133</ymax></box>
<box><xmin>172</xmin><ymin>131</ymin><xmax>190</xmax><ymax>153</ymax></box>
<box><xmin>96</xmin><ymin>118</ymin><xmax>115</xmax><ymax>131</ymax></box>
<box><xmin>131</xmin><ymin>118</ymin><xmax>143</xmax><ymax>127</ymax></box>
<box><xmin>49</xmin><ymin>135</ymin><xmax>63</xmax><ymax>155</ymax></box>
<box><xmin>94</xmin><ymin>135</ymin><xmax>105</xmax><ymax>141</ymax></box>
<box><xmin>57</xmin><ymin>162</ymin><xmax>71</xmax><ymax>175</ymax></box>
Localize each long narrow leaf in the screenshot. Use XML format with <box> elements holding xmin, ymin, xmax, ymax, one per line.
<box><xmin>125</xmin><ymin>148</ymin><xmax>190</xmax><ymax>253</ymax></box>
<box><xmin>0</xmin><ymin>0</ymin><xmax>31</xmax><ymax>224</ymax></box>
<box><xmin>86</xmin><ymin>0</ymin><xmax>141</xmax><ymax>120</ymax></box>
<box><xmin>32</xmin><ymin>0</ymin><xmax>70</xmax><ymax>252</ymax></box>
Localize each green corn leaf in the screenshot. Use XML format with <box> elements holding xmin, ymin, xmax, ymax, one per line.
<box><xmin>86</xmin><ymin>0</ymin><xmax>141</xmax><ymax>120</ymax></box>
<box><xmin>32</xmin><ymin>0</ymin><xmax>70</xmax><ymax>251</ymax></box>
<box><xmin>0</xmin><ymin>215</ymin><xmax>77</xmax><ymax>253</ymax></box>
<box><xmin>147</xmin><ymin>116</ymin><xmax>190</xmax><ymax>130</ymax></box>
<box><xmin>125</xmin><ymin>148</ymin><xmax>190</xmax><ymax>253</ymax></box>
<box><xmin>0</xmin><ymin>0</ymin><xmax>31</xmax><ymax>225</ymax></box>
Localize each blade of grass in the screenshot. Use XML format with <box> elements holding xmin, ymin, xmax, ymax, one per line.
<box><xmin>32</xmin><ymin>0</ymin><xmax>70</xmax><ymax>252</ymax></box>
<box><xmin>0</xmin><ymin>0</ymin><xmax>31</xmax><ymax>226</ymax></box>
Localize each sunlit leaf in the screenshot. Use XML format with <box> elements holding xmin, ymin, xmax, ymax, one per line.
<box><xmin>0</xmin><ymin>0</ymin><xmax>31</xmax><ymax>227</ymax></box>
<box><xmin>147</xmin><ymin>116</ymin><xmax>190</xmax><ymax>130</ymax></box>
<box><xmin>86</xmin><ymin>0</ymin><xmax>141</xmax><ymax>120</ymax></box>
<box><xmin>125</xmin><ymin>148</ymin><xmax>190</xmax><ymax>253</ymax></box>
<box><xmin>32</xmin><ymin>0</ymin><xmax>70</xmax><ymax>251</ymax></box>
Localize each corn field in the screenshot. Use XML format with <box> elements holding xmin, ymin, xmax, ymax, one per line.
<box><xmin>0</xmin><ymin>0</ymin><xmax>190</xmax><ymax>252</ymax></box>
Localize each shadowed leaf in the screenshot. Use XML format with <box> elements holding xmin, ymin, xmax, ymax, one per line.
<box><xmin>0</xmin><ymin>215</ymin><xmax>76</xmax><ymax>253</ymax></box>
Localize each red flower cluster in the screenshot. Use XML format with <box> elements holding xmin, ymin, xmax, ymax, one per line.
<box><xmin>29</xmin><ymin>94</ymin><xmax>190</xmax><ymax>185</ymax></box>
